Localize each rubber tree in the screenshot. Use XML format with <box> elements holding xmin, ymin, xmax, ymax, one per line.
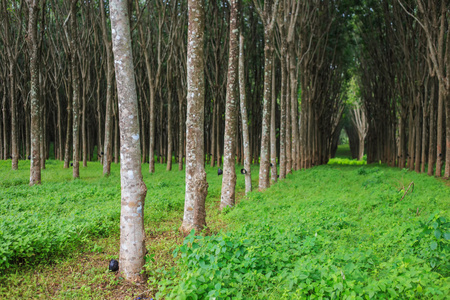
<box><xmin>69</xmin><ymin>0</ymin><xmax>80</xmax><ymax>179</ymax></box>
<box><xmin>239</xmin><ymin>34</ymin><xmax>252</xmax><ymax>194</ymax></box>
<box><xmin>180</xmin><ymin>0</ymin><xmax>208</xmax><ymax>234</ymax></box>
<box><xmin>27</xmin><ymin>0</ymin><xmax>41</xmax><ymax>186</ymax></box>
<box><xmin>110</xmin><ymin>0</ymin><xmax>148</xmax><ymax>282</ymax></box>
<box><xmin>220</xmin><ymin>0</ymin><xmax>239</xmax><ymax>209</ymax></box>
<box><xmin>252</xmin><ymin>0</ymin><xmax>280</xmax><ymax>190</ymax></box>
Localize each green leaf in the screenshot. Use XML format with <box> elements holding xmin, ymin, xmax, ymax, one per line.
<box><xmin>443</xmin><ymin>232</ymin><xmax>450</xmax><ymax>240</ymax></box>
<box><xmin>430</xmin><ymin>241</ymin><xmax>438</xmax><ymax>250</ymax></box>
<box><xmin>434</xmin><ymin>230</ymin><xmax>442</xmax><ymax>239</ymax></box>
<box><xmin>215</xmin><ymin>283</ymin><xmax>221</xmax><ymax>290</ymax></box>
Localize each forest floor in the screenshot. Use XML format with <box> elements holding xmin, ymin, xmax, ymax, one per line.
<box><xmin>0</xmin><ymin>146</ymin><xmax>449</xmax><ymax>299</ymax></box>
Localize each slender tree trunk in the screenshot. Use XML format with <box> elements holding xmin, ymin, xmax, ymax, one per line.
<box><xmin>435</xmin><ymin>84</ymin><xmax>444</xmax><ymax>177</ymax></box>
<box><xmin>70</xmin><ymin>0</ymin><xmax>80</xmax><ymax>179</ymax></box>
<box><xmin>39</xmin><ymin>83</ymin><xmax>45</xmax><ymax>169</ymax></box>
<box><xmin>279</xmin><ymin>49</ymin><xmax>287</xmax><ymax>179</ymax></box>
<box><xmin>64</xmin><ymin>72</ymin><xmax>72</xmax><ymax>168</ymax></box>
<box><xmin>167</xmin><ymin>65</ymin><xmax>173</xmax><ymax>171</ymax></box>
<box><xmin>289</xmin><ymin>43</ymin><xmax>298</xmax><ymax>171</ymax></box>
<box><xmin>216</xmin><ymin>100</ymin><xmax>221</xmax><ymax>167</ymax></box>
<box><xmin>210</xmin><ymin>98</ymin><xmax>216</xmax><ymax>167</ymax></box>
<box><xmin>101</xmin><ymin>0</ymin><xmax>114</xmax><ymax>176</ymax></box>
<box><xmin>96</xmin><ymin>79</ymin><xmax>102</xmax><ymax>163</ymax></box>
<box><xmin>285</xmin><ymin>57</ymin><xmax>292</xmax><ymax>172</ymax></box>
<box><xmin>9</xmin><ymin>63</ymin><xmax>18</xmax><ymax>170</ymax></box>
<box><xmin>28</xmin><ymin>0</ymin><xmax>40</xmax><ymax>185</ymax></box>
<box><xmin>148</xmin><ymin>89</ymin><xmax>156</xmax><ymax>172</ymax></box>
<box><xmin>110</xmin><ymin>0</ymin><xmax>147</xmax><ymax>281</ymax></box>
<box><xmin>178</xmin><ymin>79</ymin><xmax>184</xmax><ymax>171</ymax></box>
<box><xmin>2</xmin><ymin>91</ymin><xmax>7</xmax><ymax>160</ymax></box>
<box><xmin>181</xmin><ymin>0</ymin><xmax>208</xmax><ymax>234</ymax></box>
<box><xmin>159</xmin><ymin>94</ymin><xmax>164</xmax><ymax>164</ymax></box>
<box><xmin>239</xmin><ymin>35</ymin><xmax>251</xmax><ymax>193</ymax></box>
<box><xmin>114</xmin><ymin>112</ymin><xmax>119</xmax><ymax>163</ymax></box>
<box><xmin>259</xmin><ymin>41</ymin><xmax>273</xmax><ymax>190</ymax></box>
<box><xmin>56</xmin><ymin>91</ymin><xmax>63</xmax><ymax>161</ymax></box>
<box><xmin>421</xmin><ymin>93</ymin><xmax>428</xmax><ymax>173</ymax></box>
<box><xmin>414</xmin><ymin>94</ymin><xmax>422</xmax><ymax>173</ymax></box>
<box><xmin>139</xmin><ymin>96</ymin><xmax>146</xmax><ymax>163</ymax></box>
<box><xmin>270</xmin><ymin>57</ymin><xmax>277</xmax><ymax>182</ymax></box>
<box><xmin>82</xmin><ymin>83</ymin><xmax>87</xmax><ymax>167</ymax></box>
<box><xmin>427</xmin><ymin>81</ymin><xmax>436</xmax><ymax>176</ymax></box>
<box><xmin>221</xmin><ymin>0</ymin><xmax>239</xmax><ymax>209</ymax></box>
<box><xmin>444</xmin><ymin>90</ymin><xmax>450</xmax><ymax>178</ymax></box>
<box><xmin>398</xmin><ymin>111</ymin><xmax>407</xmax><ymax>168</ymax></box>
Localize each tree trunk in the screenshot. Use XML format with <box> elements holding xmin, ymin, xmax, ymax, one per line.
<box><xmin>70</xmin><ymin>0</ymin><xmax>80</xmax><ymax>179</ymax></box>
<box><xmin>82</xmin><ymin>81</ymin><xmax>87</xmax><ymax>167</ymax></box>
<box><xmin>178</xmin><ymin>78</ymin><xmax>184</xmax><ymax>171</ymax></box>
<box><xmin>210</xmin><ymin>98</ymin><xmax>216</xmax><ymax>167</ymax></box>
<box><xmin>39</xmin><ymin>83</ymin><xmax>45</xmax><ymax>169</ymax></box>
<box><xmin>114</xmin><ymin>111</ymin><xmax>119</xmax><ymax>163</ymax></box>
<box><xmin>289</xmin><ymin>43</ymin><xmax>298</xmax><ymax>171</ymax></box>
<box><xmin>100</xmin><ymin>0</ymin><xmax>114</xmax><ymax>176</ymax></box>
<box><xmin>239</xmin><ymin>34</ymin><xmax>251</xmax><ymax>193</ymax></box>
<box><xmin>159</xmin><ymin>93</ymin><xmax>164</xmax><ymax>164</ymax></box>
<box><xmin>259</xmin><ymin>41</ymin><xmax>273</xmax><ymax>190</ymax></box>
<box><xmin>279</xmin><ymin>47</ymin><xmax>287</xmax><ymax>179</ymax></box>
<box><xmin>64</xmin><ymin>71</ymin><xmax>72</xmax><ymax>169</ymax></box>
<box><xmin>148</xmin><ymin>89</ymin><xmax>156</xmax><ymax>172</ymax></box>
<box><xmin>56</xmin><ymin>90</ymin><xmax>63</xmax><ymax>161</ymax></box>
<box><xmin>270</xmin><ymin>56</ymin><xmax>277</xmax><ymax>183</ymax></box>
<box><xmin>27</xmin><ymin>0</ymin><xmax>41</xmax><ymax>186</ymax></box>
<box><xmin>180</xmin><ymin>0</ymin><xmax>208</xmax><ymax>234</ymax></box>
<box><xmin>167</xmin><ymin>64</ymin><xmax>173</xmax><ymax>171</ymax></box>
<box><xmin>110</xmin><ymin>0</ymin><xmax>147</xmax><ymax>282</ymax></box>
<box><xmin>444</xmin><ymin>90</ymin><xmax>450</xmax><ymax>178</ymax></box>
<box><xmin>285</xmin><ymin>57</ymin><xmax>292</xmax><ymax>172</ymax></box>
<box><xmin>220</xmin><ymin>0</ymin><xmax>239</xmax><ymax>209</ymax></box>
<box><xmin>435</xmin><ymin>83</ymin><xmax>444</xmax><ymax>177</ymax></box>
<box><xmin>427</xmin><ymin>79</ymin><xmax>436</xmax><ymax>176</ymax></box>
<box><xmin>9</xmin><ymin>63</ymin><xmax>18</xmax><ymax>170</ymax></box>
<box><xmin>2</xmin><ymin>90</ymin><xmax>7</xmax><ymax>160</ymax></box>
<box><xmin>139</xmin><ymin>96</ymin><xmax>146</xmax><ymax>163</ymax></box>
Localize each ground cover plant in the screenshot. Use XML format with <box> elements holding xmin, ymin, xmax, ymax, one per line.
<box><xmin>1</xmin><ymin>155</ymin><xmax>449</xmax><ymax>299</ymax></box>
<box><xmin>0</xmin><ymin>159</ymin><xmax>257</xmax><ymax>298</ymax></box>
<box><xmin>155</xmin><ymin>164</ymin><xmax>450</xmax><ymax>299</ymax></box>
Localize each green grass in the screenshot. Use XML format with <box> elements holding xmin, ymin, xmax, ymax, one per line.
<box><xmin>0</xmin><ymin>160</ymin><xmax>258</xmax><ymax>273</ymax></box>
<box><xmin>1</xmin><ymin>152</ymin><xmax>449</xmax><ymax>299</ymax></box>
<box><xmin>157</xmin><ymin>164</ymin><xmax>450</xmax><ymax>299</ymax></box>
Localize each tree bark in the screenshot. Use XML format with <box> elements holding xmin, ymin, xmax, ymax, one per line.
<box><xmin>270</xmin><ymin>56</ymin><xmax>277</xmax><ymax>183</ymax></box>
<box><xmin>27</xmin><ymin>0</ymin><xmax>41</xmax><ymax>186</ymax></box>
<box><xmin>63</xmin><ymin>69</ymin><xmax>72</xmax><ymax>169</ymax></box>
<box><xmin>110</xmin><ymin>0</ymin><xmax>147</xmax><ymax>282</ymax></box>
<box><xmin>70</xmin><ymin>0</ymin><xmax>80</xmax><ymax>179</ymax></box>
<box><xmin>220</xmin><ymin>0</ymin><xmax>239</xmax><ymax>209</ymax></box>
<box><xmin>100</xmin><ymin>0</ymin><xmax>114</xmax><ymax>176</ymax></box>
<box><xmin>167</xmin><ymin>61</ymin><xmax>173</xmax><ymax>171</ymax></box>
<box><xmin>239</xmin><ymin>35</ymin><xmax>252</xmax><ymax>194</ymax></box>
<box><xmin>181</xmin><ymin>0</ymin><xmax>208</xmax><ymax>234</ymax></box>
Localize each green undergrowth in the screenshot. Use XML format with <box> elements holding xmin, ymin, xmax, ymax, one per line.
<box><xmin>0</xmin><ymin>160</ymin><xmax>256</xmax><ymax>274</ymax></box>
<box><xmin>156</xmin><ymin>165</ymin><xmax>450</xmax><ymax>299</ymax></box>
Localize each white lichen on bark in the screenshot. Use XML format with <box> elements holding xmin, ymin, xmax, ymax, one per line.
<box><xmin>110</xmin><ymin>0</ymin><xmax>147</xmax><ymax>282</ymax></box>
<box><xmin>181</xmin><ymin>0</ymin><xmax>208</xmax><ymax>234</ymax></box>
